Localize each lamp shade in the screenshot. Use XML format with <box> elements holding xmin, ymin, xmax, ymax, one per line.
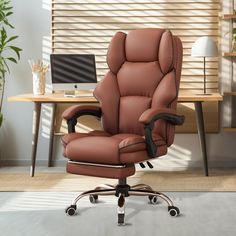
<box><xmin>191</xmin><ymin>36</ymin><xmax>218</xmax><ymax>57</ymax></box>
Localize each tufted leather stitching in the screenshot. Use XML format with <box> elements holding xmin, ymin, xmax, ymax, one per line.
<box><xmin>119</xmin><ymin>138</ymin><xmax>165</xmax><ymax>151</ymax></box>
<box><xmin>166</xmin><ymin>31</ymin><xmax>174</xmax><ymax>74</ymax></box>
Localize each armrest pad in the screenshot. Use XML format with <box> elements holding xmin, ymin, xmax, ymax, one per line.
<box><xmin>62</xmin><ymin>105</ymin><xmax>101</xmax><ymax>120</ymax></box>
<box><xmin>139</xmin><ymin>108</ymin><xmax>184</xmax><ymax>158</ymax></box>
<box><xmin>139</xmin><ymin>108</ymin><xmax>176</xmax><ymax>124</ymax></box>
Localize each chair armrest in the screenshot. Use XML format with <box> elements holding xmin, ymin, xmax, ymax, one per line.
<box><xmin>139</xmin><ymin>108</ymin><xmax>185</xmax><ymax>158</ymax></box>
<box><xmin>62</xmin><ymin>105</ymin><xmax>101</xmax><ymax>120</ymax></box>
<box><xmin>139</xmin><ymin>108</ymin><xmax>184</xmax><ymax>125</ymax></box>
<box><xmin>62</xmin><ymin>105</ymin><xmax>102</xmax><ymax>133</ymax></box>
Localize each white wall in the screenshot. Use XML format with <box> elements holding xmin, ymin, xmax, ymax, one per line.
<box><xmin>0</xmin><ymin>0</ymin><xmax>51</xmax><ymax>165</ymax></box>
<box><xmin>0</xmin><ymin>0</ymin><xmax>236</xmax><ymax>170</ymax></box>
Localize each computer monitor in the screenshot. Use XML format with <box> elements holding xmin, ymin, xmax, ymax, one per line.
<box><xmin>50</xmin><ymin>54</ymin><xmax>97</xmax><ymax>92</ymax></box>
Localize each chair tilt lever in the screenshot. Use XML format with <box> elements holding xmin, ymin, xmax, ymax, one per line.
<box><xmin>139</xmin><ymin>161</ymin><xmax>154</xmax><ymax>169</ymax></box>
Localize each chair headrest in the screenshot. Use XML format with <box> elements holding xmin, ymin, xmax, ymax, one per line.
<box><xmin>107</xmin><ymin>28</ymin><xmax>174</xmax><ymax>74</ymax></box>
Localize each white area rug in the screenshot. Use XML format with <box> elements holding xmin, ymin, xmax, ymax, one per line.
<box><xmin>0</xmin><ymin>192</ymin><xmax>236</xmax><ymax>236</ymax></box>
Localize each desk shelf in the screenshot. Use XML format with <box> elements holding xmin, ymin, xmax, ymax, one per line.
<box><xmin>222</xmin><ymin>14</ymin><xmax>236</xmax><ymax>20</ymax></box>
<box><xmin>224</xmin><ymin>91</ymin><xmax>236</xmax><ymax>96</ymax></box>
<box><xmin>223</xmin><ymin>127</ymin><xmax>236</xmax><ymax>132</ymax></box>
<box><xmin>223</xmin><ymin>52</ymin><xmax>236</xmax><ymax>57</ymax></box>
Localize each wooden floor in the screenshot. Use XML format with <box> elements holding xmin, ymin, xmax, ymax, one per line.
<box><xmin>0</xmin><ymin>168</ymin><xmax>236</xmax><ymax>191</ymax></box>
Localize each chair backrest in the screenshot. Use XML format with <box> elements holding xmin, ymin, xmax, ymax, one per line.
<box><xmin>94</xmin><ymin>28</ymin><xmax>183</xmax><ymax>146</ymax></box>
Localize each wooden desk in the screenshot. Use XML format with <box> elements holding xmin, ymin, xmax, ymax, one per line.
<box><xmin>8</xmin><ymin>92</ymin><xmax>223</xmax><ymax>177</ymax></box>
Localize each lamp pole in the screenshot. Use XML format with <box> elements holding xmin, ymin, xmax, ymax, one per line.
<box><xmin>203</xmin><ymin>57</ymin><xmax>206</xmax><ymax>94</ymax></box>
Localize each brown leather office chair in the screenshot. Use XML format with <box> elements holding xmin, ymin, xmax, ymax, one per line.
<box><xmin>62</xmin><ymin>28</ymin><xmax>184</xmax><ymax>225</ymax></box>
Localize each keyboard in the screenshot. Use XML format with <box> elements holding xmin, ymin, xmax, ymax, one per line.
<box><xmin>64</xmin><ymin>93</ymin><xmax>93</xmax><ymax>98</ymax></box>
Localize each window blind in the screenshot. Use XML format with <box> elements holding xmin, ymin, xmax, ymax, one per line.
<box><xmin>51</xmin><ymin>0</ymin><xmax>219</xmax><ymax>93</ymax></box>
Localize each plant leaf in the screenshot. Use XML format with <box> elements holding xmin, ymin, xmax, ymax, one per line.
<box><xmin>6</xmin><ymin>57</ymin><xmax>17</xmax><ymax>63</ymax></box>
<box><xmin>0</xmin><ymin>113</ymin><xmax>3</xmax><ymax>127</ymax></box>
<box><xmin>6</xmin><ymin>11</ymin><xmax>12</xmax><ymax>16</ymax></box>
<box><xmin>9</xmin><ymin>46</ymin><xmax>22</xmax><ymax>59</ymax></box>
<box><xmin>6</xmin><ymin>35</ymin><xmax>18</xmax><ymax>44</ymax></box>
<box><xmin>2</xmin><ymin>58</ymin><xmax>10</xmax><ymax>73</ymax></box>
<box><xmin>1</xmin><ymin>28</ymin><xmax>7</xmax><ymax>45</ymax></box>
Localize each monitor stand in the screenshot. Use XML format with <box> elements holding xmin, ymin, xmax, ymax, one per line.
<box><xmin>64</xmin><ymin>90</ymin><xmax>94</xmax><ymax>98</ymax></box>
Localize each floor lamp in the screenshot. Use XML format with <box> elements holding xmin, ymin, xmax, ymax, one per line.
<box><xmin>191</xmin><ymin>36</ymin><xmax>218</xmax><ymax>95</ymax></box>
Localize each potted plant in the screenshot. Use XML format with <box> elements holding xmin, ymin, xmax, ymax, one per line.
<box><xmin>232</xmin><ymin>28</ymin><xmax>236</xmax><ymax>52</ymax></box>
<box><xmin>0</xmin><ymin>0</ymin><xmax>22</xmax><ymax>127</ymax></box>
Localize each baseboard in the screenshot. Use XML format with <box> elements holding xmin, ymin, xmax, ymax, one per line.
<box><xmin>0</xmin><ymin>159</ymin><xmax>67</xmax><ymax>167</ymax></box>
<box><xmin>1</xmin><ymin>159</ymin><xmax>236</xmax><ymax>169</ymax></box>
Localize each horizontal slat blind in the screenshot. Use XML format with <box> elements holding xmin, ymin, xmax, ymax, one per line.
<box><xmin>52</xmin><ymin>0</ymin><xmax>219</xmax><ymax>92</ymax></box>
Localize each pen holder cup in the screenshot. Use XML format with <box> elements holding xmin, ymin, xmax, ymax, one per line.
<box><xmin>32</xmin><ymin>72</ymin><xmax>46</xmax><ymax>95</ymax></box>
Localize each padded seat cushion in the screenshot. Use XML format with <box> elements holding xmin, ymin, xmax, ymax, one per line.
<box><xmin>62</xmin><ymin>130</ymin><xmax>110</xmax><ymax>147</ymax></box>
<box><xmin>65</xmin><ymin>136</ymin><xmax>121</xmax><ymax>164</ymax></box>
<box><xmin>118</xmin><ymin>134</ymin><xmax>165</xmax><ymax>153</ymax></box>
<box><xmin>63</xmin><ymin>131</ymin><xmax>166</xmax><ymax>165</ymax></box>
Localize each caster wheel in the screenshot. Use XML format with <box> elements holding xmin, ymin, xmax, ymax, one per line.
<box><xmin>168</xmin><ymin>206</ymin><xmax>180</xmax><ymax>217</ymax></box>
<box><xmin>118</xmin><ymin>213</ymin><xmax>125</xmax><ymax>226</ymax></box>
<box><xmin>89</xmin><ymin>194</ymin><xmax>98</xmax><ymax>203</ymax></box>
<box><xmin>65</xmin><ymin>205</ymin><xmax>77</xmax><ymax>216</ymax></box>
<box><xmin>149</xmin><ymin>195</ymin><xmax>158</xmax><ymax>204</ymax></box>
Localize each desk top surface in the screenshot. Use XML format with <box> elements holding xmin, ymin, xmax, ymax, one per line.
<box><xmin>8</xmin><ymin>92</ymin><xmax>223</xmax><ymax>103</ymax></box>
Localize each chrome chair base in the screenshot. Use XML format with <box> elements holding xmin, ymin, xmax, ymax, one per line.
<box><xmin>65</xmin><ymin>180</ymin><xmax>180</xmax><ymax>225</ymax></box>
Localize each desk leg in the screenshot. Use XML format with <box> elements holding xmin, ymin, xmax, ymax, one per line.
<box><xmin>31</xmin><ymin>102</ymin><xmax>41</xmax><ymax>177</ymax></box>
<box><xmin>194</xmin><ymin>101</ymin><xmax>209</xmax><ymax>176</ymax></box>
<box><xmin>48</xmin><ymin>103</ymin><xmax>57</xmax><ymax>167</ymax></box>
